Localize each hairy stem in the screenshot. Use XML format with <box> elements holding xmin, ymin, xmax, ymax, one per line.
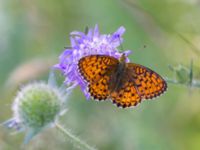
<box><xmin>55</xmin><ymin>122</ymin><xmax>97</xmax><ymax>150</ymax></box>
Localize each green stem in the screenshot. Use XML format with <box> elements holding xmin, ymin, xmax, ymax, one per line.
<box><xmin>55</xmin><ymin>122</ymin><xmax>97</xmax><ymax>150</ymax></box>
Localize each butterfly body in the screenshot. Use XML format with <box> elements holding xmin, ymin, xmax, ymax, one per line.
<box><xmin>109</xmin><ymin>54</ymin><xmax>126</xmax><ymax>92</ymax></box>
<box><xmin>78</xmin><ymin>54</ymin><xmax>167</xmax><ymax>108</ymax></box>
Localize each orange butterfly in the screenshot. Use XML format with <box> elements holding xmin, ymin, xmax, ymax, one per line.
<box><xmin>78</xmin><ymin>54</ymin><xmax>167</xmax><ymax>108</ymax></box>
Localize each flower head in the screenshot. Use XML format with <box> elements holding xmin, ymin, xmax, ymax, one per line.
<box><xmin>55</xmin><ymin>25</ymin><xmax>131</xmax><ymax>98</ymax></box>
<box><xmin>3</xmin><ymin>71</ymin><xmax>68</xmax><ymax>143</ymax></box>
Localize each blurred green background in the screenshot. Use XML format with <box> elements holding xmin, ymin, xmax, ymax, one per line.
<box><xmin>1</xmin><ymin>0</ymin><xmax>200</xmax><ymax>150</ymax></box>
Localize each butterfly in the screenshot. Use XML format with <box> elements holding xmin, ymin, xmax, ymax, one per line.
<box><xmin>78</xmin><ymin>54</ymin><xmax>167</xmax><ymax>108</ymax></box>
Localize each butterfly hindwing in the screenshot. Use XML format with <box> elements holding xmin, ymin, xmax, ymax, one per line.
<box><xmin>88</xmin><ymin>75</ymin><xmax>111</xmax><ymax>100</ymax></box>
<box><xmin>110</xmin><ymin>77</ymin><xmax>141</xmax><ymax>107</ymax></box>
<box><xmin>127</xmin><ymin>63</ymin><xmax>167</xmax><ymax>100</ymax></box>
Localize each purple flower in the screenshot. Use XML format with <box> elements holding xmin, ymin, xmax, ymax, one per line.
<box><xmin>55</xmin><ymin>25</ymin><xmax>131</xmax><ymax>99</ymax></box>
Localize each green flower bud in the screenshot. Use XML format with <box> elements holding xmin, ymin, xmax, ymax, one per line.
<box><xmin>4</xmin><ymin>77</ymin><xmax>68</xmax><ymax>144</ymax></box>
<box><xmin>14</xmin><ymin>83</ymin><xmax>62</xmax><ymax>129</ymax></box>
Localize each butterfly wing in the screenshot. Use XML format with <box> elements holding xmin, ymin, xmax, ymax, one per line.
<box><xmin>127</xmin><ymin>63</ymin><xmax>167</xmax><ymax>100</ymax></box>
<box><xmin>78</xmin><ymin>55</ymin><xmax>119</xmax><ymax>100</ymax></box>
<box><xmin>110</xmin><ymin>76</ymin><xmax>141</xmax><ymax>108</ymax></box>
<box><xmin>110</xmin><ymin>63</ymin><xmax>167</xmax><ymax>108</ymax></box>
<box><xmin>88</xmin><ymin>75</ymin><xmax>111</xmax><ymax>100</ymax></box>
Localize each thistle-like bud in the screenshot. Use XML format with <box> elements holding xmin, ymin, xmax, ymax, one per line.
<box><xmin>3</xmin><ymin>72</ymin><xmax>67</xmax><ymax>143</ymax></box>
<box><xmin>15</xmin><ymin>82</ymin><xmax>62</xmax><ymax>127</ymax></box>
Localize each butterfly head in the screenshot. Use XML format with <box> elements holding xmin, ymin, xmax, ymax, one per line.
<box><xmin>119</xmin><ymin>53</ymin><xmax>126</xmax><ymax>63</ymax></box>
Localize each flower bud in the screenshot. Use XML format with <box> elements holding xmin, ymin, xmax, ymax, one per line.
<box><xmin>4</xmin><ymin>79</ymin><xmax>67</xmax><ymax>143</ymax></box>
<box><xmin>13</xmin><ymin>82</ymin><xmax>62</xmax><ymax>129</ymax></box>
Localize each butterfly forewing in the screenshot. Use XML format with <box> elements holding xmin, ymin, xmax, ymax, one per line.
<box><xmin>78</xmin><ymin>55</ymin><xmax>118</xmax><ymax>83</ymax></box>
<box><xmin>78</xmin><ymin>55</ymin><xmax>119</xmax><ymax>100</ymax></box>
<box><xmin>127</xmin><ymin>63</ymin><xmax>167</xmax><ymax>100</ymax></box>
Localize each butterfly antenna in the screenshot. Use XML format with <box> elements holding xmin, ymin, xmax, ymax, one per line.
<box><xmin>85</xmin><ymin>26</ymin><xmax>89</xmax><ymax>35</ymax></box>
<box><xmin>64</xmin><ymin>46</ymin><xmax>72</xmax><ymax>49</ymax></box>
<box><xmin>118</xmin><ymin>36</ymin><xmax>124</xmax><ymax>53</ymax></box>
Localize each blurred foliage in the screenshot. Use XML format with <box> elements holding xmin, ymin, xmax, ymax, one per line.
<box><xmin>1</xmin><ymin>0</ymin><xmax>200</xmax><ymax>150</ymax></box>
<box><xmin>167</xmin><ymin>60</ymin><xmax>200</xmax><ymax>88</ymax></box>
